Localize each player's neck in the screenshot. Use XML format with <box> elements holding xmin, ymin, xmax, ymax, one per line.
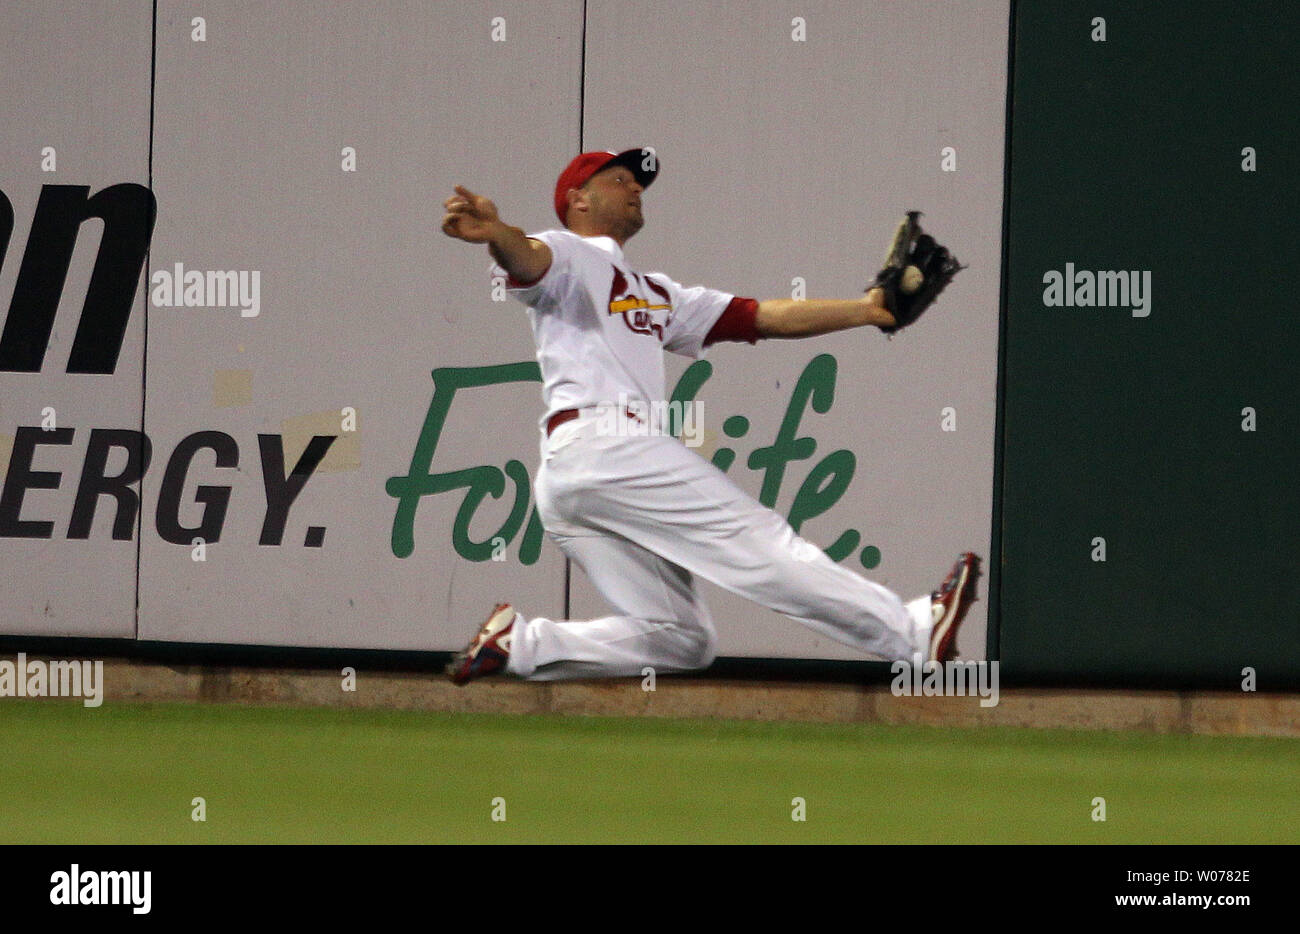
<box><xmin>569</xmin><ymin>223</ymin><xmax>634</xmax><ymax>247</ymax></box>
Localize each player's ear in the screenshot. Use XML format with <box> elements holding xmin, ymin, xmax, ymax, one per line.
<box><xmin>563</xmin><ymin>187</ymin><xmax>588</xmax><ymax>228</ymax></box>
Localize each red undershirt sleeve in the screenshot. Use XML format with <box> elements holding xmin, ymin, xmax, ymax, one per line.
<box><xmin>703</xmin><ymin>296</ymin><xmax>762</xmax><ymax>347</ymax></box>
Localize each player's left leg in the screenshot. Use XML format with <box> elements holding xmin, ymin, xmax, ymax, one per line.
<box><xmin>537</xmin><ymin>427</ymin><xmax>948</xmax><ymax>662</ymax></box>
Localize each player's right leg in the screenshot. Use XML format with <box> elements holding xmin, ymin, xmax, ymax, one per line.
<box><xmin>446</xmin><ymin>530</ymin><xmax>714</xmax><ymax>684</ymax></box>
<box><xmin>505</xmin><ymin>531</ymin><xmax>716</xmax><ymax>681</ymax></box>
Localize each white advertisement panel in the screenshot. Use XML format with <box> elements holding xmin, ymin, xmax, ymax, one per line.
<box><xmin>0</xmin><ymin>1</ymin><xmax>153</xmax><ymax>638</ymax></box>
<box><xmin>571</xmin><ymin>0</ymin><xmax>1008</xmax><ymax>658</ymax></box>
<box><xmin>137</xmin><ymin>0</ymin><xmax>580</xmax><ymax>648</ymax></box>
<box><xmin>4</xmin><ymin>1</ymin><xmax>1006</xmax><ymax>665</ymax></box>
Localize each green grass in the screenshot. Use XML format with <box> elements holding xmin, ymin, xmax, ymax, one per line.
<box><xmin>1</xmin><ymin>700</ymin><xmax>1297</xmax><ymax>843</ymax></box>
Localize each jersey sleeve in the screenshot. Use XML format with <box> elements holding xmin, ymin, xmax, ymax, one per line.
<box><xmin>489</xmin><ymin>229</ymin><xmax>575</xmax><ymax>308</ymax></box>
<box><xmin>650</xmin><ymin>273</ymin><xmax>736</xmax><ymax>358</ymax></box>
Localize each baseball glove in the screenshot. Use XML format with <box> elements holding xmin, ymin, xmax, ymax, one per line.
<box><xmin>869</xmin><ymin>211</ymin><xmax>964</xmax><ymax>335</ymax></box>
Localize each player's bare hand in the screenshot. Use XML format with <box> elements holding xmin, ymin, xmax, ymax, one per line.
<box><xmin>864</xmin><ymin>288</ymin><xmax>898</xmax><ymax>330</ymax></box>
<box><xmin>441</xmin><ymin>186</ymin><xmax>502</xmax><ymax>243</ymax></box>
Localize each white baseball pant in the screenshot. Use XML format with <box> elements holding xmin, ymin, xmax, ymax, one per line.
<box><xmin>506</xmin><ymin>413</ymin><xmax>931</xmax><ymax>681</ymax></box>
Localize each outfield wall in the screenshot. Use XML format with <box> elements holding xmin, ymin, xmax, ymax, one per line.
<box><xmin>1</xmin><ymin>1</ymin><xmax>1294</xmax><ymax>687</ymax></box>
<box><xmin>996</xmin><ymin>1</ymin><xmax>1299</xmax><ymax>686</ymax></box>
<box><xmin>0</xmin><ymin>1</ymin><xmax>1004</xmax><ymax>662</ymax></box>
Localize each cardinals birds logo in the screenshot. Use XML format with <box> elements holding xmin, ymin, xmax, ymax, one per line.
<box><xmin>607</xmin><ymin>266</ymin><xmax>672</xmax><ymax>340</ymax></box>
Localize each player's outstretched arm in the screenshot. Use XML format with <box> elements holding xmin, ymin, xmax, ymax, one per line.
<box><xmin>754</xmin><ymin>289</ymin><xmax>896</xmax><ymax>339</ymax></box>
<box><xmin>442</xmin><ymin>185</ymin><xmax>552</xmax><ymax>286</ymax></box>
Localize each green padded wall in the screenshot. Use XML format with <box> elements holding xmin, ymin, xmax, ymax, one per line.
<box><xmin>998</xmin><ymin>0</ymin><xmax>1300</xmax><ymax>686</ymax></box>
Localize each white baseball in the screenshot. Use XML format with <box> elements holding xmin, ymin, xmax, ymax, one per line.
<box><xmin>901</xmin><ymin>265</ymin><xmax>924</xmax><ymax>294</ymax></box>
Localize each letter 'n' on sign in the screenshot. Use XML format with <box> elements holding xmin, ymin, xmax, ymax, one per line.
<box><xmin>0</xmin><ymin>183</ymin><xmax>156</xmax><ymax>374</ymax></box>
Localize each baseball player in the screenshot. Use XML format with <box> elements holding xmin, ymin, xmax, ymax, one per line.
<box><xmin>440</xmin><ymin>148</ymin><xmax>977</xmax><ymax>684</ymax></box>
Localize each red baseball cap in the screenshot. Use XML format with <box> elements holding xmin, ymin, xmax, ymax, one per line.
<box><xmin>554</xmin><ymin>147</ymin><xmax>659</xmax><ymax>225</ymax></box>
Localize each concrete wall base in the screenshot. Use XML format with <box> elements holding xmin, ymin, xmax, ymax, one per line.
<box><xmin>19</xmin><ymin>658</ymin><xmax>1291</xmax><ymax>737</ymax></box>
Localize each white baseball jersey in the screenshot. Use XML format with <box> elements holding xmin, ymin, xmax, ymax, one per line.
<box><xmin>491</xmin><ymin>229</ymin><xmax>735</xmax><ymax>430</ymax></box>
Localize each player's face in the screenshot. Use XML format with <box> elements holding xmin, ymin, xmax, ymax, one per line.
<box><xmin>578</xmin><ymin>164</ymin><xmax>645</xmax><ymax>240</ymax></box>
